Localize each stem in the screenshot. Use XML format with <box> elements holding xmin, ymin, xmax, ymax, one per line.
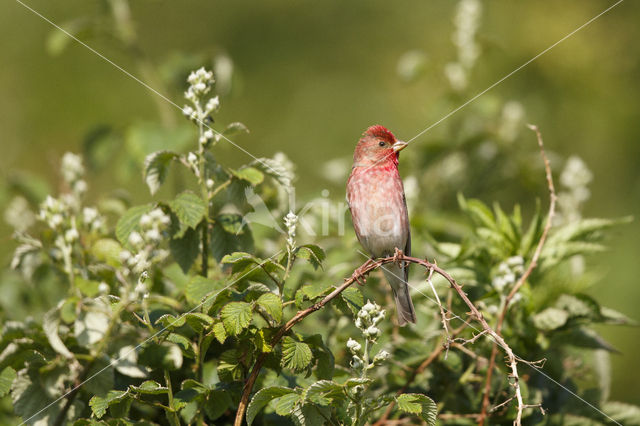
<box><xmin>164</xmin><ymin>370</ymin><xmax>181</xmax><ymax>426</ymax></box>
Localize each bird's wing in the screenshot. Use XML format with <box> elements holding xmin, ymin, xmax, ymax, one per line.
<box><xmin>403</xmin><ymin>194</ymin><xmax>411</xmax><ymax>283</ymax></box>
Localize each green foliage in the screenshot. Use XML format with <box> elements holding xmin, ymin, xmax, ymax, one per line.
<box><xmin>1</xmin><ymin>4</ymin><xmax>637</xmax><ymax>425</ymax></box>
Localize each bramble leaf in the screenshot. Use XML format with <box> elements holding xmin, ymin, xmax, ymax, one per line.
<box><xmin>282</xmin><ymin>337</ymin><xmax>313</xmax><ymax>372</ymax></box>
<box><xmin>221</xmin><ymin>302</ymin><xmax>253</xmax><ymax>335</ymax></box>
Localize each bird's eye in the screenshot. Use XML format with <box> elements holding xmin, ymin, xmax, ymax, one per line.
<box><xmin>378</xmin><ymin>141</ymin><xmax>385</xmax><ymax>147</ymax></box>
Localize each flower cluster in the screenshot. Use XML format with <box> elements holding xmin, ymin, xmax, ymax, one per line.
<box><xmin>348</xmin><ymin>301</ymin><xmax>390</xmax><ymax>375</ymax></box>
<box><xmin>445</xmin><ymin>0</ymin><xmax>482</xmax><ymax>91</ymax></box>
<box><xmin>557</xmin><ymin>156</ymin><xmax>593</xmax><ymax>224</ymax></box>
<box><xmin>61</xmin><ymin>152</ymin><xmax>87</xmax><ymax>195</ymax></box>
<box><xmin>4</xmin><ymin>196</ymin><xmax>35</xmax><ymax>232</ymax></box>
<box><xmin>119</xmin><ymin>208</ymin><xmax>170</xmax><ymax>277</ymax></box>
<box><xmin>284</xmin><ymin>211</ymin><xmax>298</xmax><ymax>251</ymax></box>
<box><xmin>491</xmin><ymin>256</ymin><xmax>524</xmax><ymax>293</ymax></box>
<box><xmin>182</xmin><ymin>67</ymin><xmax>220</xmax><ymax>148</ymax></box>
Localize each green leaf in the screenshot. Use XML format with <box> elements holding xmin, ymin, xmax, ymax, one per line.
<box><xmin>338</xmin><ymin>286</ymin><xmax>363</xmax><ymax>316</ymax></box>
<box><xmin>89</xmin><ymin>390</ymin><xmax>129</xmax><ymax>419</ymax></box>
<box><xmin>130</xmin><ymin>380</ymin><xmax>168</xmax><ymax>395</ymax></box>
<box><xmin>213</xmin><ymin>322</ymin><xmax>227</xmax><ymax>344</ymax></box>
<box><xmin>211</xmin><ymin>214</ymin><xmax>254</xmax><ymax>262</ymax></box>
<box><xmin>275</xmin><ymin>391</ymin><xmax>302</xmax><ymax>416</ymax></box>
<box><xmin>144</xmin><ymin>150</ymin><xmax>178</xmax><ymax>195</ymax></box>
<box><xmin>602</xmin><ymin>401</ymin><xmax>640</xmax><ymax>425</ymax></box>
<box><xmin>396</xmin><ymin>393</ymin><xmax>437</xmax><ymax>425</ymax></box>
<box><xmin>232</xmin><ymin>167</ymin><xmax>264</xmax><ymax>186</ymax></box>
<box><xmin>247</xmin><ymin>386</ymin><xmax>296</xmax><ymax>425</ymax></box>
<box><xmin>139</xmin><ymin>343</ymin><xmax>183</xmax><ymax>371</ymax></box>
<box><xmin>256</xmin><ymin>293</ymin><xmax>283</xmax><ymax>324</ymax></box>
<box><xmin>76</xmin><ymin>277</ymin><xmax>101</xmax><ymax>297</ymax></box>
<box><xmin>170</xmin><ymin>226</ymin><xmax>200</xmax><ymax>273</ymax></box>
<box><xmin>74</xmin><ymin>300</ymin><xmax>111</xmax><ymax>347</ymax></box>
<box><xmin>600</xmin><ymin>307</ymin><xmax>637</xmax><ymax>325</ymax></box>
<box><xmin>458</xmin><ymin>194</ymin><xmax>496</xmax><ymax>230</ymax></box>
<box><xmin>90</xmin><ymin>238</ymin><xmax>123</xmax><ymax>267</ymax></box>
<box><xmin>205</xmin><ymin>389</ymin><xmax>233</xmax><ymax>421</ymax></box>
<box><xmin>221</xmin><ymin>302</ymin><xmax>253</xmax><ymax>335</ymax></box>
<box><xmin>282</xmin><ymin>337</ymin><xmax>313</xmax><ymax>372</ymax></box>
<box><xmin>250</xmin><ymin>156</ymin><xmax>294</xmax><ymax>188</ymax></box>
<box><xmin>43</xmin><ymin>307</ymin><xmax>74</xmax><ymax>359</ymax></box>
<box><xmin>113</xmin><ymin>345</ymin><xmax>148</xmax><ymax>378</ymax></box>
<box><xmin>170</xmin><ymin>191</ymin><xmax>207</xmax><ymax>229</ymax></box>
<box><xmin>223</xmin><ymin>121</ymin><xmax>250</xmax><ymax>136</ymax></box>
<box><xmin>217</xmin><ymin>349</ymin><xmax>245</xmax><ymax>382</ymax></box>
<box><xmin>0</xmin><ymin>367</ymin><xmax>16</xmax><ymax>397</ymax></box>
<box><xmin>304</xmin><ymin>380</ymin><xmax>343</xmax><ymax>406</ymax></box>
<box><xmin>116</xmin><ymin>204</ymin><xmax>153</xmax><ymax>247</ymax></box>
<box><xmin>296</xmin><ymin>244</ymin><xmax>326</xmax><ymax>269</ymax></box>
<box><xmin>184</xmin><ymin>312</ymin><xmax>214</xmax><ymax>333</ymax></box>
<box><xmin>186</xmin><ymin>275</ymin><xmax>222</xmax><ymax>305</ymax></box>
<box><xmin>533</xmin><ymin>307</ymin><xmax>569</xmax><ymax>331</ymax></box>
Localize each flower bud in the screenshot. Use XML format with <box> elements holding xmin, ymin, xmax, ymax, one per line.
<box><xmin>346</xmin><ymin>338</ymin><xmax>362</xmax><ymax>354</ymax></box>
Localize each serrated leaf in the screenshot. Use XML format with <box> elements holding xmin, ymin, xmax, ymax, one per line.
<box><xmin>0</xmin><ymin>367</ymin><xmax>16</xmax><ymax>397</ymax></box>
<box><xmin>275</xmin><ymin>391</ymin><xmax>302</xmax><ymax>416</ymax></box>
<box><xmin>305</xmin><ymin>380</ymin><xmax>343</xmax><ymax>406</ymax></box>
<box><xmin>130</xmin><ymin>380</ymin><xmax>168</xmax><ymax>395</ymax></box>
<box><xmin>217</xmin><ymin>349</ymin><xmax>245</xmax><ymax>382</ymax></box>
<box><xmin>170</xmin><ymin>191</ymin><xmax>207</xmax><ymax>229</ymax></box>
<box><xmin>90</xmin><ymin>238</ymin><xmax>122</xmax><ymax>267</ymax></box>
<box><xmin>116</xmin><ymin>204</ymin><xmax>153</xmax><ymax>247</ymax></box>
<box><xmin>89</xmin><ymin>390</ymin><xmax>129</xmax><ymax>419</ymax></box>
<box><xmin>533</xmin><ymin>307</ymin><xmax>569</xmax><ymax>331</ymax></box>
<box><xmin>210</xmin><ymin>214</ymin><xmax>254</xmax><ymax>262</ymax></box>
<box><xmin>205</xmin><ymin>389</ymin><xmax>233</xmax><ymax>421</ymax></box>
<box><xmin>213</xmin><ymin>322</ymin><xmax>227</xmax><ymax>344</ymax></box>
<box><xmin>170</xmin><ymin>226</ymin><xmax>200</xmax><ymax>274</ymax></box>
<box><xmin>186</xmin><ymin>276</ymin><xmax>221</xmax><ymax>305</ymax></box>
<box><xmin>282</xmin><ymin>337</ymin><xmax>312</xmax><ymax>372</ymax></box>
<box><xmin>223</xmin><ymin>121</ymin><xmax>250</xmax><ymax>136</ymax></box>
<box><xmin>76</xmin><ymin>277</ymin><xmax>101</xmax><ymax>297</ymax></box>
<box><xmin>114</xmin><ymin>345</ymin><xmax>148</xmax><ymax>378</ymax></box>
<box><xmin>232</xmin><ymin>167</ymin><xmax>264</xmax><ymax>186</ymax></box>
<box><xmin>396</xmin><ymin>393</ymin><xmax>437</xmax><ymax>425</ymax></box>
<box><xmin>184</xmin><ymin>312</ymin><xmax>214</xmax><ymax>333</ymax></box>
<box><xmin>247</xmin><ymin>386</ymin><xmax>296</xmax><ymax>425</ymax></box>
<box><xmin>296</xmin><ymin>244</ymin><xmax>326</xmax><ymax>269</ymax></box>
<box><xmin>602</xmin><ymin>401</ymin><xmax>640</xmax><ymax>425</ymax></box>
<box><xmin>344</xmin><ymin>377</ymin><xmax>373</xmax><ymax>387</ymax></box>
<box><xmin>340</xmin><ymin>287</ymin><xmax>363</xmax><ymax>315</ymax></box>
<box><xmin>43</xmin><ymin>307</ymin><xmax>74</xmax><ymax>359</ymax></box>
<box><xmin>250</xmin><ymin>156</ymin><xmax>294</xmax><ymax>188</ymax></box>
<box><xmin>144</xmin><ymin>150</ymin><xmax>178</xmax><ymax>195</ymax></box>
<box><xmin>256</xmin><ymin>293</ymin><xmax>282</xmax><ymax>324</ymax></box>
<box><xmin>221</xmin><ymin>302</ymin><xmax>253</xmax><ymax>335</ymax></box>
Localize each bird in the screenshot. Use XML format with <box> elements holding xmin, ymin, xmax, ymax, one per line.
<box><xmin>346</xmin><ymin>125</ymin><xmax>416</xmax><ymax>325</ymax></box>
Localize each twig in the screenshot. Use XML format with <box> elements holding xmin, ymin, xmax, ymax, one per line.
<box><xmin>373</xmin><ymin>324</ymin><xmax>468</xmax><ymax>426</ymax></box>
<box><xmin>478</xmin><ymin>125</ymin><xmax>556</xmax><ymax>426</ymax></box>
<box><xmin>425</xmin><ymin>262</ymin><xmax>452</xmax><ymax>358</ymax></box>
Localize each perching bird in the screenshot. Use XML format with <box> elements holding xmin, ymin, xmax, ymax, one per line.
<box><xmin>346</xmin><ymin>125</ymin><xmax>416</xmax><ymax>325</ymax></box>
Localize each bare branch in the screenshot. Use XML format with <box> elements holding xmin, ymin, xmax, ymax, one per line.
<box><xmin>479</xmin><ymin>125</ymin><xmax>556</xmax><ymax>426</ymax></box>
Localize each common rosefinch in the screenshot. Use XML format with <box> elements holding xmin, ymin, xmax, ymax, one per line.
<box><xmin>346</xmin><ymin>125</ymin><xmax>416</xmax><ymax>325</ymax></box>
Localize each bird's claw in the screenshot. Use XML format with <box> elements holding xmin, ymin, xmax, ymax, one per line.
<box><xmin>393</xmin><ymin>248</ymin><xmax>404</xmax><ymax>267</ymax></box>
<box><xmin>350</xmin><ymin>259</ymin><xmax>374</xmax><ymax>286</ymax></box>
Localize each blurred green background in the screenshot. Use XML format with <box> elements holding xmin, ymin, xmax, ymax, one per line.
<box><xmin>1</xmin><ymin>0</ymin><xmax>638</xmax><ymax>408</ymax></box>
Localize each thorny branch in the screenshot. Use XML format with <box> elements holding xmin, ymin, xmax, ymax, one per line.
<box><xmin>478</xmin><ymin>124</ymin><xmax>556</xmax><ymax>426</ymax></box>
<box><xmin>234</xmin><ymin>253</ymin><xmax>540</xmax><ymax>425</ymax></box>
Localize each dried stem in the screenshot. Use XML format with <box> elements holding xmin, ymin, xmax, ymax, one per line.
<box><xmin>478</xmin><ymin>125</ymin><xmax>556</xmax><ymax>426</ymax></box>
<box><xmin>234</xmin><ymin>253</ymin><xmax>537</xmax><ymax>426</ymax></box>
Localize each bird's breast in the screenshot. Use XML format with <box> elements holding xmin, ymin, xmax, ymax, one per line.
<box><xmin>347</xmin><ymin>166</ymin><xmax>409</xmax><ymax>257</ymax></box>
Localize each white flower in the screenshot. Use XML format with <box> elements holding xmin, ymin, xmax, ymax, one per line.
<box><xmin>128</xmin><ymin>231</ymin><xmax>144</xmax><ymax>247</ymax></box>
<box><xmin>98</xmin><ymin>282</ymin><xmax>109</xmax><ymax>294</ymax></box>
<box><xmin>82</xmin><ymin>207</ymin><xmax>98</xmax><ymax>224</ymax></box>
<box><xmin>61</xmin><ymin>152</ymin><xmax>85</xmax><ymax>182</ymax></box>
<box><xmin>119</xmin><ymin>250</ymin><xmax>132</xmax><ymax>263</ymax></box>
<box><xmin>187</xmin><ymin>152</ymin><xmax>198</xmax><ymax>165</ymax></box>
<box><xmin>363</xmin><ymin>326</ymin><xmax>381</xmax><ymax>339</ymax></box>
<box><xmin>346</xmin><ymin>338</ymin><xmax>362</xmax><ymax>353</ymax></box>
<box><xmin>139</xmin><ymin>214</ymin><xmax>152</xmax><ymax>228</ymax></box>
<box><xmin>350</xmin><ymin>355</ymin><xmax>363</xmax><ymax>370</ymax></box>
<box><xmin>560</xmin><ymin>156</ymin><xmax>593</xmax><ymax>190</ymax></box>
<box><xmin>50</xmin><ymin>214</ymin><xmax>64</xmax><ymax>228</ymax></box>
<box><xmin>64</xmin><ymin>228</ymin><xmax>79</xmax><ymax>243</ymax></box>
<box><xmin>206</xmin><ymin>96</ymin><xmax>220</xmax><ymax>113</ymax></box>
<box><xmin>182</xmin><ymin>105</ymin><xmax>194</xmax><ymax>117</ymax></box>
<box><xmin>374</xmin><ymin>350</ymin><xmax>391</xmax><ymax>363</ymax></box>
<box><xmin>203</xmin><ymin>129</ymin><xmax>214</xmax><ymax>140</ymax></box>
<box><xmin>73</xmin><ymin>180</ymin><xmax>88</xmax><ymax>194</ymax></box>
<box><xmin>206</xmin><ymin>179</ymin><xmax>215</xmax><ymax>189</ymax></box>
<box><xmin>145</xmin><ymin>228</ymin><xmax>161</xmax><ymax>242</ymax></box>
<box><xmin>4</xmin><ymin>196</ymin><xmax>35</xmax><ymax>232</ymax></box>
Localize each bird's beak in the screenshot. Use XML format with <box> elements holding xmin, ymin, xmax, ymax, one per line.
<box><xmin>393</xmin><ymin>141</ymin><xmax>408</xmax><ymax>152</ymax></box>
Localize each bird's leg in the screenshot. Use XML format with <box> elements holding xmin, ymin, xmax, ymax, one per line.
<box><xmin>350</xmin><ymin>258</ymin><xmax>375</xmax><ymax>286</ymax></box>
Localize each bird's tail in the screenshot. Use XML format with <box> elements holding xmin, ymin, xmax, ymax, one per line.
<box><xmin>382</xmin><ymin>262</ymin><xmax>416</xmax><ymax>326</ymax></box>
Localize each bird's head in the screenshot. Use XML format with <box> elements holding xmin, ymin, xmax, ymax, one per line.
<box><xmin>353</xmin><ymin>125</ymin><xmax>408</xmax><ymax>167</ymax></box>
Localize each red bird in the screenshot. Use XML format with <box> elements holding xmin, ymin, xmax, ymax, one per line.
<box><xmin>346</xmin><ymin>125</ymin><xmax>416</xmax><ymax>325</ymax></box>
